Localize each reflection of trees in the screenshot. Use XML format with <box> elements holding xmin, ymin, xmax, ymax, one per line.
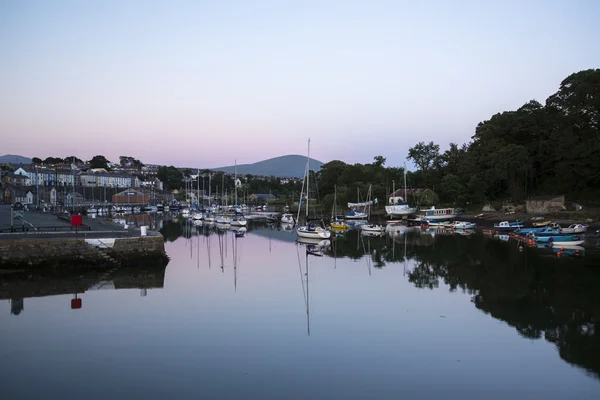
<box><xmin>403</xmin><ymin>233</ymin><xmax>600</xmax><ymax>380</ymax></box>
<box><xmin>408</xmin><ymin>261</ymin><xmax>440</xmax><ymax>289</ymax></box>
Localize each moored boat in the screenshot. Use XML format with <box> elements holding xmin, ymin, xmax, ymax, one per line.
<box><xmin>560</xmin><ymin>224</ymin><xmax>588</xmax><ymax>234</ymax></box>
<box><xmin>533</xmin><ymin>235</ymin><xmax>585</xmax><ymax>247</ymax></box>
<box><xmin>281</xmin><ymin>213</ymin><xmax>295</xmax><ymax>224</ymax></box>
<box><xmin>422</xmin><ymin>220</ymin><xmax>452</xmax><ymax>227</ymax></box>
<box><xmin>345</xmin><ymin>210</ymin><xmax>368</xmax><ymax>220</ymax></box>
<box><xmin>450</xmin><ymin>221</ymin><xmax>476</xmax><ymax>229</ymax></box>
<box><xmin>216</xmin><ymin>215</ymin><xmax>231</xmax><ymax>224</ymax></box>
<box><xmin>360</xmin><ymin>224</ymin><xmax>385</xmax><ymax>233</ymax></box>
<box><xmin>330</xmin><ymin>221</ymin><xmax>348</xmax><ymax>231</ymax></box>
<box><xmin>230</xmin><ymin>215</ymin><xmax>247</xmax><ymax>226</ymax></box>
<box><xmin>296</xmin><ymin>138</ymin><xmax>331</xmax><ymax>241</ymax></box>
<box><xmin>418</xmin><ymin>206</ymin><xmax>456</xmax><ymax>221</ymax></box>
<box><xmin>494</xmin><ymin>221</ymin><xmax>524</xmax><ymax>231</ymax></box>
<box><xmin>385</xmin><ymin>203</ymin><xmax>417</xmax><ymax>218</ymax></box>
<box><xmin>297</xmin><ymin>224</ymin><xmax>331</xmax><ymax>239</ymax></box>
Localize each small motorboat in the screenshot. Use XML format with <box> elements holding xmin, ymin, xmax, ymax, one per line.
<box><xmin>330</xmin><ymin>220</ymin><xmax>348</xmax><ymax>231</ymax></box>
<box><xmin>560</xmin><ymin>224</ymin><xmax>588</xmax><ymax>234</ymax></box>
<box><xmin>450</xmin><ymin>221</ymin><xmax>476</xmax><ymax>229</ymax></box>
<box><xmin>360</xmin><ymin>224</ymin><xmax>385</xmax><ymax>233</ymax></box>
<box><xmin>281</xmin><ymin>213</ymin><xmax>295</xmax><ymax>224</ymax></box>
<box><xmin>533</xmin><ymin>220</ymin><xmax>553</xmax><ymax>227</ymax></box>
<box><xmin>422</xmin><ymin>220</ymin><xmax>451</xmax><ymax>227</ymax></box>
<box><xmin>533</xmin><ymin>235</ymin><xmax>585</xmax><ymax>247</ymax></box>
<box><xmin>494</xmin><ymin>221</ymin><xmax>523</xmax><ymax>231</ymax></box>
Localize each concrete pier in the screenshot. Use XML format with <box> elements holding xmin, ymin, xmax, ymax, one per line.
<box><xmin>0</xmin><ymin>205</ymin><xmax>167</xmax><ymax>270</ymax></box>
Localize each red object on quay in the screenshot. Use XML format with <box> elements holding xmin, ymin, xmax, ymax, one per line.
<box><xmin>71</xmin><ymin>214</ymin><xmax>83</xmax><ymax>226</ymax></box>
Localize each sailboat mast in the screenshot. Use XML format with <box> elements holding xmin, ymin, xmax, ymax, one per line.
<box><xmin>234</xmin><ymin>160</ymin><xmax>238</xmax><ymax>206</ymax></box>
<box><xmin>404</xmin><ymin>162</ymin><xmax>407</xmax><ymax>202</ymax></box>
<box><xmin>306</xmin><ymin>138</ymin><xmax>310</xmax><ymax>219</ymax></box>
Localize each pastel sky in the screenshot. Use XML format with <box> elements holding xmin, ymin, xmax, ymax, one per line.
<box><xmin>1</xmin><ymin>0</ymin><xmax>599</xmax><ymax>168</ymax></box>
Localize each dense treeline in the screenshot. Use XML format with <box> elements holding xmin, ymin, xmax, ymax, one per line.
<box><xmin>317</xmin><ymin>69</ymin><xmax>600</xmax><ymax>208</ymax></box>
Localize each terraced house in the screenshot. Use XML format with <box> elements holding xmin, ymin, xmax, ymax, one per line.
<box><xmin>79</xmin><ymin>172</ymin><xmax>140</xmax><ymax>188</ymax></box>
<box><xmin>14</xmin><ymin>166</ymin><xmax>77</xmax><ymax>186</ymax></box>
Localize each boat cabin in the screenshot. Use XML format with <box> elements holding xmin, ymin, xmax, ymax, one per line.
<box><xmin>419</xmin><ymin>207</ymin><xmax>454</xmax><ymax>217</ymax></box>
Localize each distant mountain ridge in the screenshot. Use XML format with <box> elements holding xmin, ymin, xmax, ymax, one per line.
<box><xmin>211</xmin><ymin>155</ymin><xmax>324</xmax><ymax>178</ymax></box>
<box><xmin>0</xmin><ymin>154</ymin><xmax>31</xmax><ymax>164</ymax></box>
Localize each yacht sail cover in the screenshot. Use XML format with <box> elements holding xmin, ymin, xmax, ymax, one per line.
<box><xmin>347</xmin><ymin>199</ymin><xmax>378</xmax><ymax>208</ymax></box>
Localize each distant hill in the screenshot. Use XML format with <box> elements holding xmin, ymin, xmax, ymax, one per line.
<box><xmin>211</xmin><ymin>155</ymin><xmax>324</xmax><ymax>178</ymax></box>
<box><xmin>0</xmin><ymin>154</ymin><xmax>31</xmax><ymax>164</ymax></box>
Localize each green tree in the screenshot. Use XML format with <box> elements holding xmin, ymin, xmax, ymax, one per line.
<box><xmin>65</xmin><ymin>156</ymin><xmax>83</xmax><ymax>164</ymax></box>
<box><xmin>31</xmin><ymin>157</ymin><xmax>42</xmax><ymax>164</ymax></box>
<box><xmin>157</xmin><ymin>166</ymin><xmax>183</xmax><ymax>190</ymax></box>
<box><xmin>88</xmin><ymin>155</ymin><xmax>111</xmax><ymax>169</ymax></box>
<box><xmin>407</xmin><ymin>141</ymin><xmax>440</xmax><ymax>172</ymax></box>
<box><xmin>119</xmin><ymin>156</ymin><xmax>144</xmax><ymax>169</ymax></box>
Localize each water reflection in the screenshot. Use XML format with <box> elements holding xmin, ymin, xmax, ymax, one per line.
<box><xmin>162</xmin><ymin>218</ymin><xmax>600</xmax><ymax>379</ymax></box>
<box><xmin>2</xmin><ymin>217</ymin><xmax>600</xmax><ymax>397</ymax></box>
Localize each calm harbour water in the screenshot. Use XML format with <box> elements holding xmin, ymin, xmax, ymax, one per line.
<box><xmin>2</xmin><ymin>220</ymin><xmax>600</xmax><ymax>399</ymax></box>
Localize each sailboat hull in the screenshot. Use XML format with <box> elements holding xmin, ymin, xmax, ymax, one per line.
<box><xmin>344</xmin><ymin>212</ymin><xmax>368</xmax><ymax>220</ymax></box>
<box><xmin>385</xmin><ymin>205</ymin><xmax>416</xmax><ymax>217</ymax></box>
<box><xmin>296</xmin><ymin>227</ymin><xmax>331</xmax><ymax>239</ymax></box>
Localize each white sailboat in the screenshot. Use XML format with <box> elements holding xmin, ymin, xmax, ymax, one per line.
<box><xmin>230</xmin><ymin>161</ymin><xmax>247</xmax><ymax>227</ymax></box>
<box><xmin>281</xmin><ymin>213</ymin><xmax>295</xmax><ymax>224</ymax></box>
<box><xmin>345</xmin><ymin>187</ymin><xmax>369</xmax><ymax>220</ymax></box>
<box><xmin>385</xmin><ymin>163</ymin><xmax>417</xmax><ymax>218</ymax></box>
<box><xmin>296</xmin><ymin>139</ymin><xmax>331</xmax><ymax>240</ymax></box>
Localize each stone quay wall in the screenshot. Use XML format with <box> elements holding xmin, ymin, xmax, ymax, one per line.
<box><xmin>0</xmin><ymin>234</ymin><xmax>166</xmax><ymax>270</ymax></box>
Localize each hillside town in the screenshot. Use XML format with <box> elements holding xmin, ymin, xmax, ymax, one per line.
<box><xmin>0</xmin><ymin>155</ymin><xmax>302</xmax><ymax>210</ymax></box>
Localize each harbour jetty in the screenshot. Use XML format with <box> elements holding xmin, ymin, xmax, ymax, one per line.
<box><xmin>0</xmin><ymin>205</ymin><xmax>167</xmax><ymax>270</ymax></box>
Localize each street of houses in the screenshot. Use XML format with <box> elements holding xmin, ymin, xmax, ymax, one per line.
<box><xmin>1</xmin><ymin>163</ymin><xmax>164</xmax><ymax>208</ymax></box>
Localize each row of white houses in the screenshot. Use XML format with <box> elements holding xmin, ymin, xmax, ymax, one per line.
<box><xmin>12</xmin><ymin>166</ymin><xmax>162</xmax><ymax>189</ymax></box>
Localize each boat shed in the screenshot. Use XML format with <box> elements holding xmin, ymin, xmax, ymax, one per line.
<box><xmin>112</xmin><ymin>189</ymin><xmax>149</xmax><ymax>204</ymax></box>
<box><xmin>525</xmin><ymin>195</ymin><xmax>565</xmax><ymax>214</ymax></box>
<box><xmin>249</xmin><ymin>193</ymin><xmax>276</xmax><ymax>201</ymax></box>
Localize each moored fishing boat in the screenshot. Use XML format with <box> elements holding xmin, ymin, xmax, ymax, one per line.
<box><xmin>533</xmin><ymin>235</ymin><xmax>585</xmax><ymax>247</ymax></box>
<box><xmin>493</xmin><ymin>221</ymin><xmax>524</xmax><ymax>231</ymax></box>
<box><xmin>525</xmin><ymin>226</ymin><xmax>562</xmax><ymax>237</ymax></box>
<box><xmin>515</xmin><ymin>223</ymin><xmax>561</xmax><ymax>235</ymax></box>
<box><xmin>560</xmin><ymin>224</ymin><xmax>588</xmax><ymax>234</ymax></box>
